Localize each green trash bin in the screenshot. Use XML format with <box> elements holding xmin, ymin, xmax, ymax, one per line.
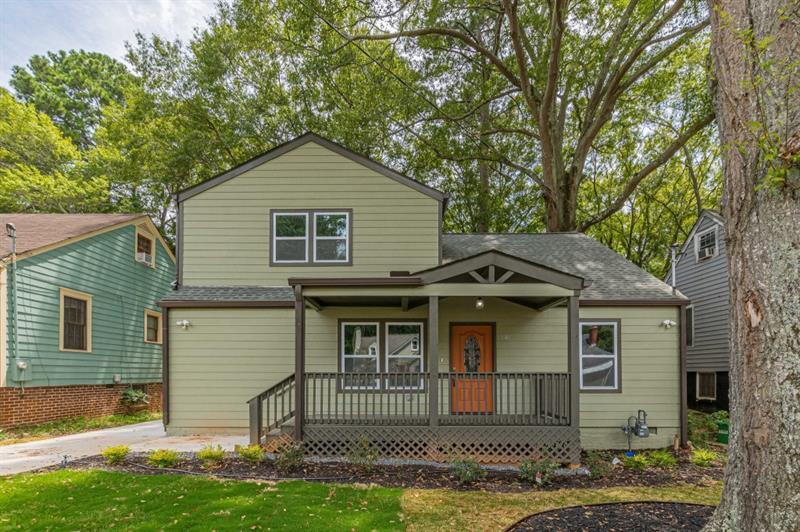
<box><xmin>717</xmin><ymin>421</ymin><xmax>729</xmax><ymax>444</ymax></box>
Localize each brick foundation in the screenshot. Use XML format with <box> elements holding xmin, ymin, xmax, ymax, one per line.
<box><xmin>0</xmin><ymin>383</ymin><xmax>162</xmax><ymax>429</ymax></box>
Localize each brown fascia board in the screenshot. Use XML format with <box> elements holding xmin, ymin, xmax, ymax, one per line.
<box><xmin>175</xmin><ymin>132</ymin><xmax>447</xmax><ymax>204</ymax></box>
<box><xmin>158</xmin><ymin>300</ymin><xmax>294</xmax><ymax>309</ymax></box>
<box><xmin>579</xmin><ymin>298</ymin><xmax>688</xmax><ymax>306</ymax></box>
<box><xmin>287</xmin><ymin>277</ymin><xmax>422</xmax><ymax>287</ymax></box>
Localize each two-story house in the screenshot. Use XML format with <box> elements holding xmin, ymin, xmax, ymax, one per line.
<box><xmin>159</xmin><ymin>133</ymin><xmax>688</xmax><ymax>463</ymax></box>
<box><xmin>1</xmin><ymin>214</ymin><xmax>175</xmax><ymax>428</ymax></box>
<box><xmin>665</xmin><ymin>210</ymin><xmax>729</xmax><ymax>411</ymax></box>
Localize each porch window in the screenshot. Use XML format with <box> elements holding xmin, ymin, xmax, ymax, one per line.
<box><xmin>314</xmin><ymin>212</ymin><xmax>349</xmax><ymax>263</ymax></box>
<box><xmin>579</xmin><ymin>321</ymin><xmax>619</xmax><ymax>391</ymax></box>
<box><xmin>341</xmin><ymin>323</ymin><xmax>379</xmax><ymax>389</ymax></box>
<box><xmin>273</xmin><ymin>212</ymin><xmax>309</xmax><ymax>263</ymax></box>
<box><xmin>385</xmin><ymin>323</ymin><xmax>424</xmax><ymax>389</ymax></box>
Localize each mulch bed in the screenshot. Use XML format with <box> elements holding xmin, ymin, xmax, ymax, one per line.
<box><xmin>509</xmin><ymin>502</ymin><xmax>715</xmax><ymax>531</ymax></box>
<box><xmin>56</xmin><ymin>450</ymin><xmax>722</xmax><ymax>493</ymax></box>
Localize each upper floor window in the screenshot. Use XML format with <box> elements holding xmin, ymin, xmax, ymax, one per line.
<box><xmin>579</xmin><ymin>321</ymin><xmax>619</xmax><ymax>392</ymax></box>
<box><xmin>60</xmin><ymin>287</ymin><xmax>92</xmax><ymax>352</ymax></box>
<box><xmin>695</xmin><ymin>227</ymin><xmax>717</xmax><ymax>261</ymax></box>
<box><xmin>135</xmin><ymin>227</ymin><xmax>156</xmax><ymax>268</ymax></box>
<box><xmin>271</xmin><ymin>210</ymin><xmax>350</xmax><ymax>265</ymax></box>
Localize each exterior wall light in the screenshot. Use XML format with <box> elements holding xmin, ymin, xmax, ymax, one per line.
<box><xmin>177</xmin><ymin>319</ymin><xmax>191</xmax><ymax>330</ymax></box>
<box><xmin>475</xmin><ymin>297</ymin><xmax>485</xmax><ymax>310</ymax></box>
<box><xmin>661</xmin><ymin>319</ymin><xmax>676</xmax><ymax>329</ymax></box>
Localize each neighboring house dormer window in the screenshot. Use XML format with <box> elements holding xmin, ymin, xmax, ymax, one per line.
<box><xmin>135</xmin><ymin>227</ymin><xmax>156</xmax><ymax>268</ymax></box>
<box><xmin>60</xmin><ymin>288</ymin><xmax>92</xmax><ymax>352</ymax></box>
<box><xmin>695</xmin><ymin>227</ymin><xmax>717</xmax><ymax>261</ymax></box>
<box><xmin>271</xmin><ymin>209</ymin><xmax>351</xmax><ymax>265</ymax></box>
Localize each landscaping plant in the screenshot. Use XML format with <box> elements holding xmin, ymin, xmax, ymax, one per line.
<box><xmin>101</xmin><ymin>445</ymin><xmax>130</xmax><ymax>465</ymax></box>
<box><xmin>450</xmin><ymin>458</ymin><xmax>485</xmax><ymax>485</ymax></box>
<box><xmin>646</xmin><ymin>450</ymin><xmax>678</xmax><ymax>469</ymax></box>
<box><xmin>583</xmin><ymin>451</ymin><xmax>613</xmax><ymax>479</ymax></box>
<box><xmin>622</xmin><ymin>454</ymin><xmax>649</xmax><ymax>471</ymax></box>
<box><xmin>196</xmin><ymin>445</ymin><xmax>225</xmax><ymax>468</ymax></box>
<box><xmin>691</xmin><ymin>449</ymin><xmax>719</xmax><ymax>467</ymax></box>
<box><xmin>235</xmin><ymin>444</ymin><xmax>265</xmax><ymax>464</ymax></box>
<box><xmin>519</xmin><ymin>459</ymin><xmax>559</xmax><ymax>487</ymax></box>
<box><xmin>345</xmin><ymin>437</ymin><xmax>379</xmax><ymax>473</ymax></box>
<box><xmin>274</xmin><ymin>443</ymin><xmax>304</xmax><ymax>473</ymax></box>
<box><xmin>146</xmin><ymin>449</ymin><xmax>181</xmax><ymax>468</ymax></box>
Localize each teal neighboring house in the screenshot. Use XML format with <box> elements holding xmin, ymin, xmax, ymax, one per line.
<box><xmin>0</xmin><ymin>214</ymin><xmax>176</xmax><ymax>428</ymax></box>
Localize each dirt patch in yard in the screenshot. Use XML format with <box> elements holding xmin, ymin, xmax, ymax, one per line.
<box><xmin>58</xmin><ymin>449</ymin><xmax>722</xmax><ymax>493</ymax></box>
<box><xmin>509</xmin><ymin>502</ymin><xmax>714</xmax><ymax>531</ymax></box>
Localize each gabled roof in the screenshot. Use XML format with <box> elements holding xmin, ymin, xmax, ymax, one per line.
<box><xmin>176</xmin><ymin>132</ymin><xmax>447</xmax><ymax>204</ymax></box>
<box><xmin>442</xmin><ymin>233</ymin><xmax>684</xmax><ymax>302</ymax></box>
<box><xmin>676</xmin><ymin>210</ymin><xmax>724</xmax><ymax>257</ymax></box>
<box><xmin>0</xmin><ymin>214</ymin><xmax>174</xmax><ymax>262</ymax></box>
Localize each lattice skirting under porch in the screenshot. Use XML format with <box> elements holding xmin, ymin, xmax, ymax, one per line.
<box><xmin>300</xmin><ymin>425</ymin><xmax>581</xmax><ymax>464</ymax></box>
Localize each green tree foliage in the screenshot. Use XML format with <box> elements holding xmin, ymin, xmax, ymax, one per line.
<box><xmin>10</xmin><ymin>50</ymin><xmax>132</xmax><ymax>149</ymax></box>
<box><xmin>0</xmin><ymin>88</ymin><xmax>109</xmax><ymax>212</ymax></box>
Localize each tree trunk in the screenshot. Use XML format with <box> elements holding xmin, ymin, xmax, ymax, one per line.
<box><xmin>705</xmin><ymin>0</ymin><xmax>800</xmax><ymax>530</ymax></box>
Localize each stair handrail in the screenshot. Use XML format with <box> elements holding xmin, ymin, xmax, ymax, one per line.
<box><xmin>248</xmin><ymin>374</ymin><xmax>295</xmax><ymax>445</ymax></box>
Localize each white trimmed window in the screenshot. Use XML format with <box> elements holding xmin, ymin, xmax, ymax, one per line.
<box><xmin>579</xmin><ymin>321</ymin><xmax>619</xmax><ymax>391</ymax></box>
<box><xmin>144</xmin><ymin>309</ymin><xmax>162</xmax><ymax>344</ymax></box>
<box><xmin>695</xmin><ymin>227</ymin><xmax>717</xmax><ymax>261</ymax></box>
<box><xmin>341</xmin><ymin>322</ymin><xmax>380</xmax><ymax>389</ymax></box>
<box><xmin>314</xmin><ymin>212</ymin><xmax>349</xmax><ymax>263</ymax></box>
<box><xmin>385</xmin><ymin>322</ymin><xmax>424</xmax><ymax>390</ymax></box>
<box><xmin>272</xmin><ymin>212</ymin><xmax>308</xmax><ymax>263</ymax></box>
<box><xmin>60</xmin><ymin>288</ymin><xmax>92</xmax><ymax>352</ymax></box>
<box><xmin>697</xmin><ymin>372</ymin><xmax>717</xmax><ymax>400</ymax></box>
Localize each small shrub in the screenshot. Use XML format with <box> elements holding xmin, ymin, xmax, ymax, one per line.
<box><xmin>710</xmin><ymin>410</ymin><xmax>729</xmax><ymax>423</ymax></box>
<box><xmin>101</xmin><ymin>445</ymin><xmax>130</xmax><ymax>465</ymax></box>
<box><xmin>274</xmin><ymin>443</ymin><xmax>304</xmax><ymax>473</ymax></box>
<box><xmin>647</xmin><ymin>450</ymin><xmax>678</xmax><ymax>469</ymax></box>
<box><xmin>197</xmin><ymin>444</ymin><xmax>225</xmax><ymax>467</ymax></box>
<box><xmin>450</xmin><ymin>458</ymin><xmax>485</xmax><ymax>485</ymax></box>
<box><xmin>622</xmin><ymin>453</ymin><xmax>649</xmax><ymax>471</ymax></box>
<box><xmin>121</xmin><ymin>387</ymin><xmax>149</xmax><ymax>405</ymax></box>
<box><xmin>235</xmin><ymin>444</ymin><xmax>265</xmax><ymax>464</ymax></box>
<box><xmin>688</xmin><ymin>410</ymin><xmax>719</xmax><ymax>448</ymax></box>
<box><xmin>346</xmin><ymin>437</ymin><xmax>379</xmax><ymax>473</ymax></box>
<box><xmin>146</xmin><ymin>449</ymin><xmax>181</xmax><ymax>468</ymax></box>
<box><xmin>519</xmin><ymin>459</ymin><xmax>559</xmax><ymax>487</ymax></box>
<box><xmin>691</xmin><ymin>449</ymin><xmax>719</xmax><ymax>467</ymax></box>
<box><xmin>583</xmin><ymin>450</ymin><xmax>613</xmax><ymax>479</ymax></box>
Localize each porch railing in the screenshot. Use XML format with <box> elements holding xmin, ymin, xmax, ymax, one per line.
<box><xmin>302</xmin><ymin>372</ymin><xmax>570</xmax><ymax>427</ymax></box>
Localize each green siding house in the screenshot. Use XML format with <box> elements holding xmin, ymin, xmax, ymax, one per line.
<box><xmin>161</xmin><ymin>133</ymin><xmax>688</xmax><ymax>464</ymax></box>
<box><xmin>1</xmin><ymin>214</ymin><xmax>176</xmax><ymax>428</ymax></box>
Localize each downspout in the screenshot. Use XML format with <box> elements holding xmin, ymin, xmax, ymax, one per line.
<box><xmin>5</xmin><ymin>223</ymin><xmax>20</xmax><ymax>392</ymax></box>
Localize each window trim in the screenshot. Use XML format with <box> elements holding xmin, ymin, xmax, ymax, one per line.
<box><xmin>696</xmin><ymin>371</ymin><xmax>717</xmax><ymax>401</ymax></box>
<box><xmin>144</xmin><ymin>308</ymin><xmax>162</xmax><ymax>345</ymax></box>
<box><xmin>134</xmin><ymin>226</ymin><xmax>156</xmax><ymax>268</ymax></box>
<box><xmin>59</xmin><ymin>287</ymin><xmax>92</xmax><ymax>353</ymax></box>
<box><xmin>271</xmin><ymin>211</ymin><xmax>309</xmax><ymax>264</ymax></box>
<box><xmin>340</xmin><ymin>321</ymin><xmax>381</xmax><ymax>390</ymax></box>
<box><xmin>385</xmin><ymin>321</ymin><xmax>425</xmax><ymax>390</ymax></box>
<box><xmin>694</xmin><ymin>226</ymin><xmax>718</xmax><ymax>262</ymax></box>
<box><xmin>579</xmin><ymin>319</ymin><xmax>621</xmax><ymax>393</ymax></box>
<box><xmin>686</xmin><ymin>305</ymin><xmax>695</xmax><ymax>347</ymax></box>
<box><xmin>338</xmin><ymin>318</ymin><xmax>426</xmax><ymax>392</ymax></box>
<box><xmin>269</xmin><ymin>209</ymin><xmax>353</xmax><ymax>266</ymax></box>
<box><xmin>313</xmin><ymin>211</ymin><xmax>350</xmax><ymax>263</ymax></box>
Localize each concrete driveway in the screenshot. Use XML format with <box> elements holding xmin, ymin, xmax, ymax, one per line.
<box><xmin>0</xmin><ymin>421</ymin><xmax>247</xmax><ymax>476</ymax></box>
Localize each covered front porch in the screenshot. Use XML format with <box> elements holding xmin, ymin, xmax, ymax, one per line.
<box><xmin>248</xmin><ymin>251</ymin><xmax>588</xmax><ymax>463</ymax></box>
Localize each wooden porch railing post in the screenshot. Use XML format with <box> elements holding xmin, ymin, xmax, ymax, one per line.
<box><xmin>249</xmin><ymin>398</ymin><xmax>262</xmax><ymax>445</ymax></box>
<box><xmin>568</xmin><ymin>295</ymin><xmax>580</xmax><ymax>428</ymax></box>
<box><xmin>428</xmin><ymin>296</ymin><xmax>439</xmax><ymax>427</ymax></box>
<box><xmin>294</xmin><ymin>285</ymin><xmax>305</xmax><ymax>442</ymax></box>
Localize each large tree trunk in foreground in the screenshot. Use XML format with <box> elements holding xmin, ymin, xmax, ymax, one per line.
<box><xmin>706</xmin><ymin>0</ymin><xmax>800</xmax><ymax>530</ymax></box>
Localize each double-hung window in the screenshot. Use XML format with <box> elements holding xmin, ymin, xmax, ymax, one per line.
<box><xmin>271</xmin><ymin>210</ymin><xmax>350</xmax><ymax>264</ymax></box>
<box><xmin>695</xmin><ymin>227</ymin><xmax>717</xmax><ymax>261</ymax></box>
<box><xmin>144</xmin><ymin>309</ymin><xmax>162</xmax><ymax>344</ymax></box>
<box><xmin>340</xmin><ymin>321</ymin><xmax>424</xmax><ymax>390</ymax></box>
<box><xmin>60</xmin><ymin>288</ymin><xmax>92</xmax><ymax>352</ymax></box>
<box><xmin>579</xmin><ymin>321</ymin><xmax>619</xmax><ymax>391</ymax></box>
<box><xmin>272</xmin><ymin>212</ymin><xmax>309</xmax><ymax>263</ymax></box>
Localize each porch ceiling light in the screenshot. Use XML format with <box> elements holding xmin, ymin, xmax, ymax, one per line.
<box><xmin>475</xmin><ymin>297</ymin><xmax>485</xmax><ymax>310</ymax></box>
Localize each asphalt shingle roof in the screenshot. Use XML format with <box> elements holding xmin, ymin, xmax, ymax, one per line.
<box><xmin>442</xmin><ymin>233</ymin><xmax>683</xmax><ymax>301</ymax></box>
<box><xmin>160</xmin><ymin>285</ymin><xmax>295</xmax><ymax>303</ymax></box>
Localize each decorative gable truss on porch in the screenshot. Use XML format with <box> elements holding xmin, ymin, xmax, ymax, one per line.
<box><xmin>248</xmin><ymin>251</ymin><xmax>591</xmax><ymax>463</ymax></box>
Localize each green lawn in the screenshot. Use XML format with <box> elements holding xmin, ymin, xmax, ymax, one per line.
<box><xmin>0</xmin><ymin>470</ymin><xmax>722</xmax><ymax>531</ymax></box>
<box><xmin>0</xmin><ymin>411</ymin><xmax>162</xmax><ymax>446</ymax></box>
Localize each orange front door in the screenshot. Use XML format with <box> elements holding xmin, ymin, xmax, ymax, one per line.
<box><xmin>450</xmin><ymin>324</ymin><xmax>494</xmax><ymax>414</ymax></box>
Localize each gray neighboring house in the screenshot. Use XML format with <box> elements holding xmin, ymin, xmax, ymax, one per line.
<box><xmin>665</xmin><ymin>210</ymin><xmax>729</xmax><ymax>411</ymax></box>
